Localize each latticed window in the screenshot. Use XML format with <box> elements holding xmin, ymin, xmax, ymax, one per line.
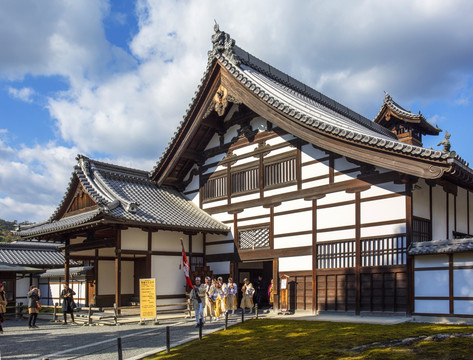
<box><xmin>239</xmin><ymin>227</ymin><xmax>270</xmax><ymax>250</ymax></box>
<box><xmin>412</xmin><ymin>217</ymin><xmax>431</xmax><ymax>242</ymax></box>
<box><xmin>202</xmin><ymin>175</ymin><xmax>227</xmax><ymax>201</ymax></box>
<box><xmin>264</xmin><ymin>157</ymin><xmax>296</xmax><ymax>187</ymax></box>
<box><xmin>231</xmin><ymin>168</ymin><xmax>259</xmax><ymax>194</ymax></box>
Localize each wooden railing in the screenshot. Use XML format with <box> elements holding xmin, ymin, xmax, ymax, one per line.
<box><xmin>317</xmin><ymin>240</ymin><xmax>355</xmax><ymax>269</ymax></box>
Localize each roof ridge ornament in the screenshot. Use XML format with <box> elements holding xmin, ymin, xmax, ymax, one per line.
<box><xmin>208</xmin><ymin>21</ymin><xmax>240</xmax><ymax>65</ymax></box>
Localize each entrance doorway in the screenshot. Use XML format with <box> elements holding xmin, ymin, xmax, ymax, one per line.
<box><xmin>236</xmin><ymin>260</ymin><xmax>274</xmax><ymax>308</ymax></box>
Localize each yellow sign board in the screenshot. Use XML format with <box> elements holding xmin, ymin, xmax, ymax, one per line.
<box><xmin>140</xmin><ymin>278</ymin><xmax>157</xmax><ymax>319</ymax></box>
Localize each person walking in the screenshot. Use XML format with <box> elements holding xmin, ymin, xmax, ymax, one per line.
<box><xmin>268</xmin><ymin>279</ymin><xmax>275</xmax><ymax>309</ymax></box>
<box><xmin>204</xmin><ymin>276</ymin><xmax>215</xmax><ymax>322</ymax></box>
<box><xmin>60</xmin><ymin>283</ymin><xmax>76</xmax><ymax>324</ymax></box>
<box><xmin>226</xmin><ymin>277</ymin><xmax>238</xmax><ymax>314</ymax></box>
<box><xmin>0</xmin><ymin>283</ymin><xmax>7</xmax><ymax>334</ymax></box>
<box><xmin>254</xmin><ymin>275</ymin><xmax>265</xmax><ymax>310</ymax></box>
<box><xmin>189</xmin><ymin>277</ymin><xmax>206</xmax><ymax>327</ymax></box>
<box><xmin>240</xmin><ymin>278</ymin><xmax>255</xmax><ymax>313</ymax></box>
<box><xmin>27</xmin><ymin>285</ymin><xmax>41</xmax><ymax>329</ymax></box>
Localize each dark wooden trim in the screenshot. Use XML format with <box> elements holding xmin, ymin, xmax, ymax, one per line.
<box><xmin>281</xmin><ymin>270</ymin><xmax>312</xmax><ymax>277</ymax></box>
<box><xmin>270</xmin><ymin>207</ymin><xmax>274</xmax><ymax>249</ymax></box>
<box><xmin>274</xmin><ymin>206</ymin><xmax>312</xmax><ymax>217</ymax></box>
<box><xmin>94</xmin><ymin>249</ymin><xmax>99</xmax><ymax>298</ymax></box>
<box><xmin>183</xmin><ymin>188</ymin><xmax>199</xmax><ymax>195</ymax></box>
<box><xmin>115</xmin><ymin>229</ymin><xmax>121</xmax><ymax>307</ymax></box>
<box><xmin>205</xmin><ymin>253</ymin><xmax>236</xmax><ymax>262</ymax></box>
<box><xmin>272</xmin><ymin>258</ymin><xmax>279</xmax><ymax>310</ymax></box>
<box><xmin>413</xmin><ymin>312</ymin><xmax>473</xmax><ymax>318</ymax></box>
<box><xmin>468</xmin><ymin>190</ymin><xmax>470</xmax><ymax>235</ymax></box>
<box><xmin>414</xmin><ymin>296</ymin><xmax>449</xmax><ymax>300</ymax></box>
<box><xmin>296</xmin><ymin>144</ymin><xmax>302</xmax><ymax>190</ymax></box>
<box><xmin>449</xmin><ymin>253</ymin><xmax>454</xmax><ymax>315</ymax></box>
<box><xmin>237</xmin><ymin>246</ymin><xmax>312</xmax><ymax>261</ymax></box>
<box><xmin>70</xmin><ymin>255</ymin><xmax>116</xmax><ymax>261</ymax></box>
<box><xmin>205</xmin><ymin>171</ymin><xmax>398</xmax><ymax>215</ymax></box>
<box><xmin>205</xmin><ymin>239</ymin><xmax>235</xmax><ymax>246</ymax></box>
<box><xmin>233</xmin><ymin>213</ymin><xmax>239</xmax><ymax>249</ymax></box>
<box><xmin>361</xmin><ymin>219</ymin><xmax>406</xmax><ymax>228</ymax></box>
<box><xmin>312</xmin><ymin>199</ymin><xmax>318</xmax><ymax>314</ymax></box>
<box><xmin>317</xmin><ymin>200</ymin><xmax>355</xmax><ymax>209</ymax></box>
<box><xmin>156</xmin><ymin>294</ymin><xmax>187</xmax><ymax>300</ymax></box>
<box><xmin>301</xmin><ymin>174</ymin><xmax>330</xmax><ymax>184</ymax></box>
<box><xmin>147</xmin><ymin>231</ymin><xmax>152</xmax><ymax>278</ymax></box>
<box><xmin>446</xmin><ymin>192</ymin><xmax>449</xmax><ymax>239</ymax></box>
<box><xmin>65</xmin><ymin>238</ymin><xmax>70</xmax><ymax>285</ymax></box>
<box><xmin>355</xmin><ymin>191</ymin><xmax>361</xmax><ymax>315</ymax></box>
<box><xmin>203</xmin><ymin>233</ymin><xmax>207</xmax><ymax>264</ymax></box>
<box><xmin>454</xmin><ymin>194</ymin><xmax>457</xmax><ymax>233</ymax></box>
<box><xmin>329</xmin><ymin>155</ymin><xmax>334</xmax><ymax>184</ymax></box>
<box><xmin>317</xmin><ymin>224</ymin><xmax>355</xmax><ymax>233</ymax></box>
<box><xmin>429</xmin><ymin>184</ymin><xmax>433</xmax><ymax>242</ymax></box>
<box><xmin>273</xmin><ymin>230</ymin><xmax>312</xmax><ymax>238</ymax></box>
<box><xmin>230</xmin><ymin>213</ymin><xmax>269</xmax><ymax>223</ymax></box>
<box><xmin>406</xmin><ymin>183</ymin><xmax>413</xmax><ymax>316</ymax></box>
<box><xmin>301</xmin><ymin>156</ymin><xmax>330</xmax><ymax>167</ymax></box>
<box><xmin>361</xmin><ymin>192</ymin><xmax>406</xmax><ymax>203</ymax></box>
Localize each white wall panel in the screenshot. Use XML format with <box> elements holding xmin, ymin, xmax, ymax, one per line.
<box><xmin>205</xmin><ymin>133</ymin><xmax>220</xmax><ymax>150</ymax></box>
<box><xmin>202</xmin><ymin>166</ymin><xmax>218</xmax><ymax>175</ymax></box>
<box><xmin>301</xmin><ymin>162</ymin><xmax>329</xmax><ymax>180</ymax></box>
<box><xmin>302</xmin><ymin>178</ymin><xmax>330</xmax><ymax>189</ymax></box>
<box><xmin>454</xmin><ymin>253</ymin><xmax>473</xmax><ymax>266</ymax></box>
<box><xmin>98</xmin><ymin>260</ymin><xmax>115</xmax><ymax>295</ymax></box>
<box><xmin>16</xmin><ymin>277</ymin><xmax>31</xmax><ymax>299</ymax></box>
<box><xmin>361</xmin><ymin>196</ymin><xmax>405</xmax><ymax>224</ymax></box>
<box><xmin>457</xmin><ymin>187</ymin><xmax>468</xmax><ymax>234</ymax></box>
<box><xmin>264</xmin><ymin>185</ymin><xmax>298</xmax><ymax>198</ymax></box>
<box><xmin>432</xmin><ymin>185</ymin><xmax>447</xmax><ymax>240</ymax></box>
<box><xmin>360</xmin><ymin>182</ymin><xmax>405</xmax><ymax>199</ymax></box>
<box><xmin>184</xmin><ymin>174</ymin><xmax>199</xmax><ymax>194</ymax></box>
<box><xmin>334</xmin><ymin>173</ymin><xmax>359</xmax><ymax>183</ymax></box>
<box><xmin>415</xmin><ymin>300</ymin><xmax>449</xmax><ymax>314</ymax></box>
<box><xmin>276</xmin><ymin>198</ymin><xmax>309</xmax><ymax>213</ymax></box>
<box><xmin>454</xmin><ymin>300</ymin><xmax>473</xmax><ymax>315</ymax></box>
<box><xmin>207</xmin><ymin>261</ymin><xmax>230</xmax><ymax>275</ymax></box>
<box><xmin>414</xmin><ymin>255</ymin><xmax>449</xmax><ymax>268</ymax></box>
<box><xmin>202</xmin><ymin>199</ymin><xmax>228</xmax><ymax>209</ymax></box>
<box><xmin>223</xmin><ymin>125</ymin><xmax>239</xmax><ymax>144</ymax></box>
<box><xmin>360</xmin><ymin>223</ymin><xmax>406</xmax><ymax>237</ymax></box>
<box><xmin>449</xmin><ymin>194</ymin><xmax>455</xmax><ymax>239</ymax></box>
<box><xmin>300</xmin><ymin>144</ymin><xmax>327</xmax><ymax>162</ymax></box>
<box><xmin>238</xmin><ymin>218</ymin><xmax>270</xmax><ymax>227</ymax></box>
<box><xmin>267</xmin><ymin>145</ymin><xmax>294</xmax><ymax>157</ymax></box>
<box><xmin>122</xmin><ymin>228</ymin><xmax>147</xmax><ymax>251</ymax></box>
<box><xmin>232</xmin><ymin>156</ymin><xmax>258</xmax><ymax>166</ymax></box>
<box><xmin>121</xmin><ymin>261</ymin><xmax>134</xmax><ymax>294</ymax></box>
<box><xmin>274</xmin><ymin>211</ymin><xmax>312</xmax><ymax>234</ymax></box>
<box><xmin>207</xmin><ymin>232</ymin><xmax>234</xmax><ymax>243</ymax></box>
<box><xmin>231</xmin><ymin>193</ymin><xmax>260</xmax><ymax>203</ymax></box>
<box><xmin>204</xmin><ymin>153</ymin><xmax>225</xmax><ymax>166</ymax></box>
<box><xmin>317</xmin><ymin>204</ymin><xmax>355</xmax><ymax>229</ymax></box>
<box><xmin>250</xmin><ymin>116</ymin><xmax>268</xmax><ymax>131</ymax></box>
<box><xmin>454</xmin><ymin>269</ymin><xmax>473</xmax><ymax>297</ymax></box>
<box><xmin>152</xmin><ymin>255</ymin><xmax>184</xmax><ymax>296</ymax></box>
<box><xmin>412</xmin><ymin>179</ymin><xmax>430</xmax><ymax>219</ymax></box>
<box><xmin>318</xmin><ymin>191</ymin><xmax>355</xmax><ymax>206</ymax></box>
<box><xmin>192</xmin><ymin>233</ymin><xmax>204</xmax><ymax>253</ymax></box>
<box><xmin>70</xmin><ymin>237</ymin><xmax>85</xmax><ymax>245</ymax></box>
<box><xmin>71</xmin><ymin>249</ymin><xmax>95</xmax><ymax>257</ymax></box>
<box><xmin>334</xmin><ymin>157</ymin><xmax>356</xmax><ymax>172</ymax></box>
<box><xmin>317</xmin><ymin>229</ymin><xmax>355</xmax><ymax>242</ymax></box>
<box><xmin>274</xmin><ymin>234</ymin><xmax>312</xmax><ymax>249</ymax></box>
<box><xmin>240</xmin><ymin>206</ymin><xmax>268</xmax><ymax>218</ymax></box>
<box><xmin>279</xmin><ymin>255</ymin><xmax>312</xmax><ymax>272</ymax></box>
<box><xmin>152</xmin><ymin>231</ymin><xmax>187</xmax><ymax>252</ymax></box>
<box><xmin>266</xmin><ymin>133</ymin><xmax>295</xmax><ymax>146</ymax></box>
<box><xmin>99</xmin><ymin>248</ymin><xmax>116</xmax><ymax>257</ymax></box>
<box><xmin>415</xmin><ymin>270</ymin><xmax>449</xmax><ymax>296</ymax></box>
<box><xmin>205</xmin><ymin>243</ymin><xmax>234</xmax><ymax>255</ymax></box>
<box><xmin>210</xmin><ymin>212</ymin><xmax>234</xmax><ymax>223</ymax></box>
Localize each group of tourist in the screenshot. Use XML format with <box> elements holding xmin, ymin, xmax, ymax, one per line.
<box><xmin>190</xmin><ymin>275</ymin><xmax>276</xmax><ymax>327</ymax></box>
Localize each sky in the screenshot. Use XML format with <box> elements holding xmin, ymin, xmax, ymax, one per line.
<box><xmin>1</xmin><ymin>0</ymin><xmax>473</xmax><ymax>223</ymax></box>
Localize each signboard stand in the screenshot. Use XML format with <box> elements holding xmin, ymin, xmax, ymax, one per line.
<box><xmin>278</xmin><ymin>275</ymin><xmax>291</xmax><ymax>315</ymax></box>
<box><xmin>139</xmin><ymin>278</ymin><xmax>158</xmax><ymax>325</ymax></box>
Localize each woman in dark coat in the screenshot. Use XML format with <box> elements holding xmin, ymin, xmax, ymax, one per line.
<box><xmin>27</xmin><ymin>285</ymin><xmax>41</xmax><ymax>328</ymax></box>
<box><xmin>0</xmin><ymin>283</ymin><xmax>7</xmax><ymax>334</ymax></box>
<box><xmin>61</xmin><ymin>283</ymin><xmax>76</xmax><ymax>324</ymax></box>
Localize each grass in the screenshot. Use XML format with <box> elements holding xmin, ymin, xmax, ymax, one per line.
<box><xmin>145</xmin><ymin>319</ymin><xmax>473</xmax><ymax>360</ymax></box>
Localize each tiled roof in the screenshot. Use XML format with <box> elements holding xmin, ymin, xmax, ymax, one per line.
<box><xmin>18</xmin><ymin>156</ymin><xmax>229</xmax><ymax>238</ymax></box>
<box><xmin>150</xmin><ymin>25</ymin><xmax>470</xmax><ymax>179</ymax></box>
<box><xmin>408</xmin><ymin>238</ymin><xmax>473</xmax><ymax>255</ymax></box>
<box><xmin>0</xmin><ymin>241</ymin><xmax>68</xmax><ymax>267</ymax></box>
<box><xmin>40</xmin><ymin>265</ymin><xmax>93</xmax><ymax>278</ymax></box>
<box><xmin>0</xmin><ymin>263</ymin><xmax>44</xmax><ymax>273</ymax></box>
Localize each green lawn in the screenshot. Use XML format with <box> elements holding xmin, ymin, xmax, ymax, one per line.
<box><xmin>146</xmin><ymin>319</ymin><xmax>473</xmax><ymax>359</ymax></box>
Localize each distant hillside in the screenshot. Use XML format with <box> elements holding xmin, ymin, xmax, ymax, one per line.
<box><xmin>0</xmin><ymin>219</ymin><xmax>33</xmax><ymax>243</ymax></box>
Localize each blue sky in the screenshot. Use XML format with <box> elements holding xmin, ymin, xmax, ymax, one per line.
<box><xmin>1</xmin><ymin>0</ymin><xmax>473</xmax><ymax>222</ymax></box>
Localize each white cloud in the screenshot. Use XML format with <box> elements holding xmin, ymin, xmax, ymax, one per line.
<box><xmin>7</xmin><ymin>86</ymin><xmax>35</xmax><ymax>103</ymax></box>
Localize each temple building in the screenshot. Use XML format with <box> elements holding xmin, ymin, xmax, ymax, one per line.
<box><xmin>18</xmin><ymin>25</ymin><xmax>473</xmax><ymax>317</ymax></box>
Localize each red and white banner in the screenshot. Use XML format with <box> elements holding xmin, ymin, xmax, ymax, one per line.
<box><xmin>181</xmin><ymin>239</ymin><xmax>193</xmax><ymax>289</ymax></box>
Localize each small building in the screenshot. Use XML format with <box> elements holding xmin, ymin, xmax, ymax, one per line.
<box><xmin>18</xmin><ymin>25</ymin><xmax>473</xmax><ymax>317</ymax></box>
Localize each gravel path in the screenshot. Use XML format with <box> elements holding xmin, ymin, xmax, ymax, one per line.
<box><xmin>0</xmin><ymin>313</ymin><xmax>251</xmax><ymax>360</ymax></box>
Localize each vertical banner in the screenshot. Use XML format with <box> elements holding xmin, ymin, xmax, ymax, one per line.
<box><xmin>140</xmin><ymin>278</ymin><xmax>157</xmax><ymax>319</ymax></box>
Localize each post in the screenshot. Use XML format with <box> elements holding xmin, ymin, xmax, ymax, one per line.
<box><xmin>65</xmin><ymin>238</ymin><xmax>70</xmax><ymax>286</ymax></box>
<box><xmin>88</xmin><ymin>306</ymin><xmax>92</xmax><ymax>325</ymax></box>
<box><xmin>114</xmin><ymin>303</ymin><xmax>118</xmax><ymax>326</ymax></box>
<box><xmin>255</xmin><ymin>304</ymin><xmax>258</xmax><ymax>319</ymax></box>
<box><xmin>199</xmin><ymin>318</ymin><xmax>203</xmax><ymax>340</ymax></box>
<box><xmin>16</xmin><ymin>302</ymin><xmax>23</xmax><ymax>320</ymax></box>
<box><xmin>52</xmin><ymin>302</ymin><xmax>58</xmax><ymax>322</ymax></box>
<box><xmin>166</xmin><ymin>326</ymin><xmax>170</xmax><ymax>353</ymax></box>
<box><xmin>224</xmin><ymin>312</ymin><xmax>228</xmax><ymax>330</ymax></box>
<box><xmin>241</xmin><ymin>308</ymin><xmax>244</xmax><ymax>323</ymax></box>
<box><xmin>117</xmin><ymin>337</ymin><xmax>123</xmax><ymax>360</ymax></box>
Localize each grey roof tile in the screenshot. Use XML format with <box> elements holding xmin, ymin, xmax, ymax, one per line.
<box><xmin>0</xmin><ymin>241</ymin><xmax>72</xmax><ymax>266</ymax></box>
<box><xmin>408</xmin><ymin>238</ymin><xmax>473</xmax><ymax>255</ymax></box>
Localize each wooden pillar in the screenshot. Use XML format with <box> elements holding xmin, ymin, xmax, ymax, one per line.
<box><xmin>449</xmin><ymin>253</ymin><xmax>454</xmax><ymax>315</ymax></box>
<box><xmin>272</xmin><ymin>258</ymin><xmax>279</xmax><ymax>310</ymax></box>
<box><xmin>65</xmin><ymin>238</ymin><xmax>70</xmax><ymax>285</ymax></box>
<box><xmin>406</xmin><ymin>183</ymin><xmax>413</xmax><ymax>316</ymax></box>
<box><xmin>147</xmin><ymin>231</ymin><xmax>152</xmax><ymax>278</ymax></box>
<box><xmin>94</xmin><ymin>249</ymin><xmax>99</xmax><ymax>304</ymax></box>
<box><xmin>269</xmin><ymin>207</ymin><xmax>274</xmax><ymax>249</ymax></box>
<box><xmin>355</xmin><ymin>192</ymin><xmax>361</xmax><ymax>315</ymax></box>
<box><xmin>115</xmin><ymin>229</ymin><xmax>122</xmax><ymax>308</ymax></box>
<box><xmin>188</xmin><ymin>234</ymin><xmax>193</xmax><ymax>269</ymax></box>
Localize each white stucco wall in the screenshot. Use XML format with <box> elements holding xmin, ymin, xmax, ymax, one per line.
<box><xmin>121</xmin><ymin>228</ymin><xmax>147</xmax><ymax>251</ymax></box>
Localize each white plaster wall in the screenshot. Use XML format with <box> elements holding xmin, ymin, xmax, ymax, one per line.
<box><xmin>334</xmin><ymin>157</ymin><xmax>356</xmax><ymax>172</ymax></box>
<box><xmin>207</xmin><ymin>231</ymin><xmax>233</xmax><ymax>243</ymax></box>
<box><xmin>412</xmin><ymin>179</ymin><xmax>430</xmax><ymax>219</ymax></box>
<box><xmin>99</xmin><ymin>248</ymin><xmax>116</xmax><ymax>257</ymax></box>
<box><xmin>302</xmin><ymin>178</ymin><xmax>330</xmax><ymax>190</ymax></box>
<box><xmin>121</xmin><ymin>228</ymin><xmax>147</xmax><ymax>251</ymax></box>
<box><xmin>71</xmin><ymin>249</ymin><xmax>95</xmax><ymax>257</ymax></box>
<box><xmin>415</xmin><ymin>300</ymin><xmax>449</xmax><ymax>314</ymax></box>
<box><xmin>454</xmin><ymin>300</ymin><xmax>473</xmax><ymax>315</ymax></box>
<box><xmin>98</xmin><ymin>260</ymin><xmax>115</xmax><ymax>295</ymax></box>
<box><xmin>457</xmin><ymin>187</ymin><xmax>468</xmax><ymax>234</ymax></box>
<box><xmin>204</xmin><ymin>133</ymin><xmax>220</xmax><ymax>150</ymax></box>
<box><xmin>301</xmin><ymin>162</ymin><xmax>329</xmax><ymax>181</ymax></box>
<box><xmin>232</xmin><ymin>156</ymin><xmax>258</xmax><ymax>166</ymax></box>
<box><xmin>334</xmin><ymin>172</ymin><xmax>360</xmax><ymax>183</ymax></box>
<box><xmin>70</xmin><ymin>237</ymin><xmax>86</xmax><ymax>245</ymax></box>
<box><xmin>361</xmin><ymin>196</ymin><xmax>406</xmax><ymax>224</ymax></box>
<box><xmin>432</xmin><ymin>185</ymin><xmax>447</xmax><ymax>240</ymax></box>
<box><xmin>152</xmin><ymin>255</ymin><xmax>185</xmax><ymax>296</ymax></box>
<box><xmin>318</xmin><ymin>191</ymin><xmax>355</xmax><ymax>206</ymax></box>
<box><xmin>210</xmin><ymin>212</ymin><xmax>234</xmax><ymax>223</ymax></box>
<box><xmin>223</xmin><ymin>125</ymin><xmax>239</xmax><ymax>144</ymax></box>
<box><xmin>188</xmin><ymin>191</ymin><xmax>199</xmax><ymax>206</ymax></box>
<box><xmin>152</xmin><ymin>231</ymin><xmax>187</xmax><ymax>252</ymax></box>
<box><xmin>454</xmin><ymin>253</ymin><xmax>473</xmax><ymax>266</ymax></box>
<box><xmin>16</xmin><ymin>277</ymin><xmax>32</xmax><ymax>301</ymax></box>
<box><xmin>266</xmin><ymin>145</ymin><xmax>294</xmax><ymax>157</ymax></box>
<box><xmin>204</xmin><ymin>153</ymin><xmax>226</xmax><ymax>166</ymax></box>
<box><xmin>231</xmin><ymin>193</ymin><xmax>260</xmax><ymax>204</ymax></box>
<box><xmin>415</xmin><ymin>270</ymin><xmax>449</xmax><ymax>296</ymax></box>
<box><xmin>414</xmin><ymin>255</ymin><xmax>449</xmax><ymax>268</ymax></box>
<box><xmin>274</xmin><ymin>210</ymin><xmax>312</xmax><ymax>234</ymax></box>
<box><xmin>317</xmin><ymin>204</ymin><xmax>355</xmax><ymax>229</ymax></box>
<box><xmin>276</xmin><ymin>198</ymin><xmax>310</xmax><ymax>213</ymax></box>
<box><xmin>360</xmin><ymin>182</ymin><xmax>405</xmax><ymax>199</ymax></box>
<box><xmin>300</xmin><ymin>144</ymin><xmax>327</xmax><ymax>162</ymax></box>
<box><xmin>206</xmin><ymin>243</ymin><xmax>234</xmax><ymax>255</ymax></box>
<box><xmin>50</xmin><ymin>283</ymin><xmax>61</xmax><ymax>305</ymax></box>
<box><xmin>121</xmin><ymin>261</ymin><xmax>134</xmax><ymax>294</ymax></box>
<box><xmin>202</xmin><ymin>199</ymin><xmax>228</xmax><ymax>209</ymax></box>
<box><xmin>360</xmin><ymin>223</ymin><xmax>406</xmax><ymax>238</ymax></box>
<box><xmin>317</xmin><ymin>229</ymin><xmax>355</xmax><ymax>242</ymax></box>
<box><xmin>202</xmin><ymin>166</ymin><xmax>218</xmax><ymax>175</ymax></box>
<box><xmin>264</xmin><ymin>185</ymin><xmax>298</xmax><ymax>198</ymax></box>
<box><xmin>279</xmin><ymin>255</ymin><xmax>312</xmax><ymax>272</ymax></box>
<box><xmin>449</xmin><ymin>194</ymin><xmax>455</xmax><ymax>239</ymax></box>
<box><xmin>274</xmin><ymin>234</ymin><xmax>312</xmax><ymax>249</ymax></box>
<box><xmin>266</xmin><ymin>133</ymin><xmax>295</xmax><ymax>146</ymax></box>
<box><xmin>184</xmin><ymin>174</ymin><xmax>199</xmax><ymax>194</ymax></box>
<box><xmin>207</xmin><ymin>261</ymin><xmax>230</xmax><ymax>274</ymax></box>
<box><xmin>238</xmin><ymin>217</ymin><xmax>270</xmax><ymax>227</ymax></box>
<box><xmin>192</xmin><ymin>233</ymin><xmax>204</xmax><ymax>253</ymax></box>
<box><xmin>250</xmin><ymin>116</ymin><xmax>268</xmax><ymax>131</ymax></box>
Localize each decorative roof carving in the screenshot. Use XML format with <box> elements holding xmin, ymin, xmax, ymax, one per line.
<box><xmin>437</xmin><ymin>130</ymin><xmax>451</xmax><ymax>152</ymax></box>
<box><xmin>208</xmin><ymin>22</ymin><xmax>240</xmax><ymax>65</ymax></box>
